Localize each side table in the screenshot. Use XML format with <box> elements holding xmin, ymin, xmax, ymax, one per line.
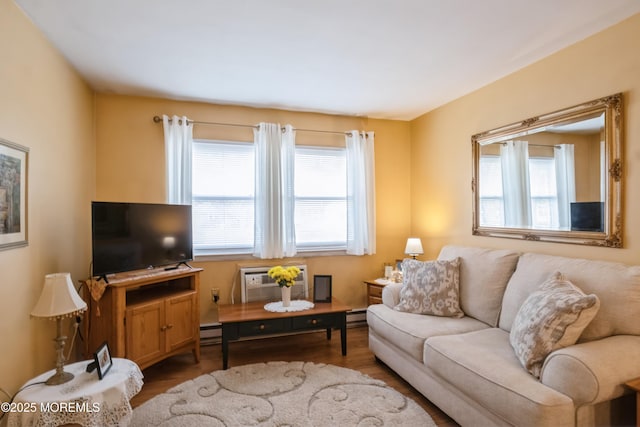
<box><xmin>7</xmin><ymin>358</ymin><xmax>143</xmax><ymax>427</ymax></box>
<box><xmin>364</xmin><ymin>279</ymin><xmax>395</xmax><ymax>305</ymax></box>
<box><xmin>625</xmin><ymin>377</ymin><xmax>640</xmax><ymax>427</ymax></box>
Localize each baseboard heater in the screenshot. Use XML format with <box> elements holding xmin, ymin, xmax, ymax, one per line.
<box><xmin>200</xmin><ymin>308</ymin><xmax>367</xmax><ymax>346</ymax></box>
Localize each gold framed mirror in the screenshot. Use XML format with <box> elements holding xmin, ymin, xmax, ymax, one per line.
<box><xmin>472</xmin><ymin>93</ymin><xmax>622</xmax><ymax>247</ymax></box>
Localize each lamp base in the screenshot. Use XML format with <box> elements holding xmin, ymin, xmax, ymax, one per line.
<box><xmin>45</xmin><ymin>370</ymin><xmax>74</xmax><ymax>386</ymax></box>
<box><xmin>45</xmin><ymin>318</ymin><xmax>74</xmax><ymax>386</ymax></box>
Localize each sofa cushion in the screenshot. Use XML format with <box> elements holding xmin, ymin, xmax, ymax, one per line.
<box><xmin>395</xmin><ymin>258</ymin><xmax>463</xmax><ymax>318</ymax></box>
<box><xmin>424</xmin><ymin>328</ymin><xmax>574</xmax><ymax>426</ymax></box>
<box><xmin>366</xmin><ymin>304</ymin><xmax>488</xmax><ymax>362</ymax></box>
<box><xmin>509</xmin><ymin>272</ymin><xmax>600</xmax><ymax>377</ymax></box>
<box><xmin>438</xmin><ymin>245</ymin><xmax>520</xmax><ymax>327</ymax></box>
<box><xmin>499</xmin><ymin>252</ymin><xmax>640</xmax><ymax>340</ymax></box>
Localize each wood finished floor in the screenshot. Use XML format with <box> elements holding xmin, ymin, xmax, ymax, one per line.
<box><xmin>131</xmin><ymin>325</ymin><xmax>459</xmax><ymax>426</ymax></box>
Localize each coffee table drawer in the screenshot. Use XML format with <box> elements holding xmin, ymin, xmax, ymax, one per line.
<box><xmin>239</xmin><ymin>319</ymin><xmax>287</xmax><ymax>335</ymax></box>
<box><xmin>291</xmin><ymin>313</ymin><xmax>340</xmax><ymax>330</ymax></box>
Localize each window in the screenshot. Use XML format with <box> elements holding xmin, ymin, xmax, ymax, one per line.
<box><xmin>192</xmin><ymin>140</ymin><xmax>254</xmax><ymax>254</ymax></box>
<box><xmin>192</xmin><ymin>140</ymin><xmax>347</xmax><ymax>255</ymax></box>
<box><xmin>478</xmin><ymin>155</ymin><xmax>559</xmax><ymax>229</ymax></box>
<box><xmin>294</xmin><ymin>147</ymin><xmax>347</xmax><ymax>250</ymax></box>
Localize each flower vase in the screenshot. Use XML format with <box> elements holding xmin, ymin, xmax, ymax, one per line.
<box><xmin>281</xmin><ymin>286</ymin><xmax>291</xmax><ymax>307</ymax></box>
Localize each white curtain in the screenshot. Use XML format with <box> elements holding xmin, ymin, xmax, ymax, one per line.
<box><xmin>600</xmin><ymin>140</ymin><xmax>606</xmax><ymax>201</ymax></box>
<box><xmin>500</xmin><ymin>140</ymin><xmax>531</xmax><ymax>228</ymax></box>
<box><xmin>555</xmin><ymin>144</ymin><xmax>576</xmax><ymax>229</ymax></box>
<box><xmin>253</xmin><ymin>123</ymin><xmax>297</xmax><ymax>259</ymax></box>
<box><xmin>345</xmin><ymin>131</ymin><xmax>376</xmax><ymax>255</ymax></box>
<box><xmin>163</xmin><ymin>115</ymin><xmax>193</xmax><ymax>204</ymax></box>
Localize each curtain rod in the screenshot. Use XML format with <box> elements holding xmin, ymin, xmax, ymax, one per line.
<box><xmin>498</xmin><ymin>142</ymin><xmax>560</xmax><ymax>148</ymax></box>
<box><xmin>153</xmin><ymin>115</ymin><xmax>351</xmax><ymax>136</ymax></box>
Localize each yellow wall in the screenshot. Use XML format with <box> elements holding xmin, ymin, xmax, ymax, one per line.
<box><xmin>0</xmin><ymin>0</ymin><xmax>95</xmax><ymax>394</ymax></box>
<box><xmin>94</xmin><ymin>95</ymin><xmax>412</xmax><ymax>322</ymax></box>
<box><xmin>411</xmin><ymin>13</ymin><xmax>640</xmax><ymax>263</ymax></box>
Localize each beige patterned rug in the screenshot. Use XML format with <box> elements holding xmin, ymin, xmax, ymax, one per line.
<box><xmin>131</xmin><ymin>361</ymin><xmax>435</xmax><ymax>426</ymax></box>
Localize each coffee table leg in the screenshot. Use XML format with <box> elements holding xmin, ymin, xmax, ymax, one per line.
<box><xmin>340</xmin><ymin>313</ymin><xmax>347</xmax><ymax>355</ymax></box>
<box><xmin>222</xmin><ymin>328</ymin><xmax>229</xmax><ymax>369</ymax></box>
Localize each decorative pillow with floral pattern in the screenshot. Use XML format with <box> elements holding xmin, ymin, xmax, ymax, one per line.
<box><xmin>394</xmin><ymin>258</ymin><xmax>463</xmax><ymax>318</ymax></box>
<box><xmin>509</xmin><ymin>272</ymin><xmax>600</xmax><ymax>378</ymax></box>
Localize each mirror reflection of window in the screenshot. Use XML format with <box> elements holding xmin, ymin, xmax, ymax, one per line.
<box><xmin>479</xmin><ymin>155</ymin><xmax>504</xmax><ymax>227</ymax></box>
<box><xmin>530</xmin><ymin>157</ymin><xmax>559</xmax><ymax>229</ymax></box>
<box><xmin>479</xmin><ymin>143</ymin><xmax>576</xmax><ymax>230</ymax></box>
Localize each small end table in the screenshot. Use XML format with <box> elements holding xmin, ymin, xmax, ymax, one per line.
<box><xmin>7</xmin><ymin>358</ymin><xmax>143</xmax><ymax>427</ymax></box>
<box><xmin>625</xmin><ymin>377</ymin><xmax>640</xmax><ymax>427</ymax></box>
<box><xmin>364</xmin><ymin>279</ymin><xmax>395</xmax><ymax>305</ymax></box>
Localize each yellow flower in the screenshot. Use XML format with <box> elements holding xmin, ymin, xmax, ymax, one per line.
<box><xmin>268</xmin><ymin>265</ymin><xmax>300</xmax><ymax>287</ymax></box>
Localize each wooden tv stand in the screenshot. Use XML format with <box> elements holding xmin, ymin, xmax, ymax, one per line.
<box><xmin>82</xmin><ymin>266</ymin><xmax>202</xmax><ymax>370</ymax></box>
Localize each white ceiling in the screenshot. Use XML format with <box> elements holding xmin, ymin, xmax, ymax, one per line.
<box><xmin>14</xmin><ymin>0</ymin><xmax>640</xmax><ymax>120</ymax></box>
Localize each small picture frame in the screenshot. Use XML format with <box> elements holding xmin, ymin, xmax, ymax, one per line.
<box><xmin>395</xmin><ymin>259</ymin><xmax>403</xmax><ymax>272</ymax></box>
<box><xmin>313</xmin><ymin>275</ymin><xmax>332</xmax><ymax>303</ymax></box>
<box><xmin>94</xmin><ymin>341</ymin><xmax>113</xmax><ymax>380</ymax></box>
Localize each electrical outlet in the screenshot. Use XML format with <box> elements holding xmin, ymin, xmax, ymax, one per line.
<box><xmin>211</xmin><ymin>288</ymin><xmax>220</xmax><ymax>303</ymax></box>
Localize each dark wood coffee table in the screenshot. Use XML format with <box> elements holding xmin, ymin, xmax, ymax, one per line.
<box><xmin>218</xmin><ymin>297</ymin><xmax>351</xmax><ymax>369</ymax></box>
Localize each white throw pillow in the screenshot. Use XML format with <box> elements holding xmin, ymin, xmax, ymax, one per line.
<box><xmin>509</xmin><ymin>272</ymin><xmax>600</xmax><ymax>378</ymax></box>
<box><xmin>394</xmin><ymin>258</ymin><xmax>464</xmax><ymax>318</ymax></box>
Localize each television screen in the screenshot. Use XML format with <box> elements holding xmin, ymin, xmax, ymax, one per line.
<box><xmin>570</xmin><ymin>201</ymin><xmax>604</xmax><ymax>232</ymax></box>
<box><xmin>91</xmin><ymin>201</ymin><xmax>193</xmax><ymax>278</ymax></box>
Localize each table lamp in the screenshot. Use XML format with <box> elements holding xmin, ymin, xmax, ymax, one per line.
<box><xmin>31</xmin><ymin>273</ymin><xmax>87</xmax><ymax>385</ymax></box>
<box><xmin>404</xmin><ymin>237</ymin><xmax>424</xmax><ymax>259</ymax></box>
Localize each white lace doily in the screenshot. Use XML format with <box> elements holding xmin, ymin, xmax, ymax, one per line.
<box><xmin>264</xmin><ymin>300</ymin><xmax>315</xmax><ymax>312</ymax></box>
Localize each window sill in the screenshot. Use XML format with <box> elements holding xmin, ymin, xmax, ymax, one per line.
<box><xmin>194</xmin><ymin>249</ymin><xmax>349</xmax><ymax>262</ymax></box>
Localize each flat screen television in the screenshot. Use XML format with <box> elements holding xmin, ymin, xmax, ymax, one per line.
<box><xmin>91</xmin><ymin>201</ymin><xmax>193</xmax><ymax>279</ymax></box>
<box><xmin>570</xmin><ymin>201</ymin><xmax>604</xmax><ymax>232</ymax></box>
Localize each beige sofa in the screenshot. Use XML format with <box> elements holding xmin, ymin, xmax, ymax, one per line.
<box><xmin>367</xmin><ymin>245</ymin><xmax>640</xmax><ymax>426</ymax></box>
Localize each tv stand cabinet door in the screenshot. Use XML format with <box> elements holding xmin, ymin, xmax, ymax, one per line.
<box><xmin>165</xmin><ymin>291</ymin><xmax>198</xmax><ymax>352</ymax></box>
<box><xmin>125</xmin><ymin>299</ymin><xmax>166</xmax><ymax>368</ymax></box>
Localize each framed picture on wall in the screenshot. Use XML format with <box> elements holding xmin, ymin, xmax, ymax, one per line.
<box><xmin>313</xmin><ymin>275</ymin><xmax>332</xmax><ymax>303</ymax></box>
<box><xmin>0</xmin><ymin>138</ymin><xmax>28</xmax><ymax>251</ymax></box>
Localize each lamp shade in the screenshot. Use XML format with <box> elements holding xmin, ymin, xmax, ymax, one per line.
<box><xmin>31</xmin><ymin>273</ymin><xmax>87</xmax><ymax>319</ymax></box>
<box><xmin>404</xmin><ymin>238</ymin><xmax>424</xmax><ymax>257</ymax></box>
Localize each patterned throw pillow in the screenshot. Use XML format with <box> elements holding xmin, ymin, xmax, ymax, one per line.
<box><xmin>394</xmin><ymin>258</ymin><xmax>464</xmax><ymax>318</ymax></box>
<box><xmin>509</xmin><ymin>272</ymin><xmax>600</xmax><ymax>378</ymax></box>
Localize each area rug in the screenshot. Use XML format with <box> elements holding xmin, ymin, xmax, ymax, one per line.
<box><xmin>131</xmin><ymin>361</ymin><xmax>436</xmax><ymax>426</ymax></box>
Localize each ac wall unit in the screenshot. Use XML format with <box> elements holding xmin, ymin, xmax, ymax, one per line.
<box><xmin>240</xmin><ymin>265</ymin><xmax>308</xmax><ymax>303</ymax></box>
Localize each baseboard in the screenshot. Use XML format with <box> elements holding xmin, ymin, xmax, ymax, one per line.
<box><xmin>346</xmin><ymin>308</ymin><xmax>367</xmax><ymax>327</ymax></box>
<box><xmin>200</xmin><ymin>322</ymin><xmax>222</xmax><ymax>346</ymax></box>
<box><xmin>200</xmin><ymin>307</ymin><xmax>367</xmax><ymax>346</ymax></box>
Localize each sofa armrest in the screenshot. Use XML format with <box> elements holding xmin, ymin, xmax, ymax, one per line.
<box><xmin>540</xmin><ymin>335</ymin><xmax>640</xmax><ymax>405</ymax></box>
<box><xmin>381</xmin><ymin>283</ymin><xmax>402</xmax><ymax>308</ymax></box>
